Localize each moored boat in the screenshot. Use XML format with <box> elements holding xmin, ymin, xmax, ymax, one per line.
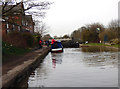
<box><xmin>51</xmin><ymin>40</ymin><xmax>63</xmax><ymax>53</ymax></box>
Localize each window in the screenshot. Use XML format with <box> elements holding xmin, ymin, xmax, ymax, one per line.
<box><xmin>7</xmin><ymin>29</ymin><xmax>10</xmax><ymax>33</ymax></box>
<box><xmin>13</xmin><ymin>25</ymin><xmax>15</xmax><ymax>30</ymax></box>
<box><xmin>7</xmin><ymin>23</ymin><xmax>9</xmax><ymax>28</ymax></box>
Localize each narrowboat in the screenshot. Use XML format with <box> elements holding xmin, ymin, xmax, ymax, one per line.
<box><xmin>51</xmin><ymin>40</ymin><xmax>63</xmax><ymax>53</ymax></box>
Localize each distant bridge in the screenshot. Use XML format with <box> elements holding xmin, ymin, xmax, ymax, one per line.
<box><xmin>53</xmin><ymin>38</ymin><xmax>72</xmax><ymax>42</ymax></box>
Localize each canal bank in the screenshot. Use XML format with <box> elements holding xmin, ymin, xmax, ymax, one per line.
<box><xmin>2</xmin><ymin>47</ymin><xmax>50</xmax><ymax>88</ymax></box>
<box><xmin>80</xmin><ymin>43</ymin><xmax>119</xmax><ymax>51</ymax></box>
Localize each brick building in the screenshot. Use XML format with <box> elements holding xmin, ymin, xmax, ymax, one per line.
<box><xmin>22</xmin><ymin>15</ymin><xmax>35</xmax><ymax>33</ymax></box>
<box><xmin>2</xmin><ymin>2</ymin><xmax>35</xmax><ymax>35</ymax></box>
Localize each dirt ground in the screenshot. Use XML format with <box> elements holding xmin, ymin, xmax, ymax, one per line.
<box><xmin>2</xmin><ymin>48</ymin><xmax>45</xmax><ymax>75</ymax></box>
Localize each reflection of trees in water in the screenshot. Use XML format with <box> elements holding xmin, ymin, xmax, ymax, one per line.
<box><xmin>82</xmin><ymin>52</ymin><xmax>118</xmax><ymax>68</ymax></box>
<box><xmin>81</xmin><ymin>46</ymin><xmax>118</xmax><ymax>52</ymax></box>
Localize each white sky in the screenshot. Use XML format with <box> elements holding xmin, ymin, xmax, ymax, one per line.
<box><xmin>42</xmin><ymin>0</ymin><xmax>119</xmax><ymax>37</ymax></box>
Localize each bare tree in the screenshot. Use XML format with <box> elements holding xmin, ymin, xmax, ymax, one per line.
<box><xmin>1</xmin><ymin>0</ymin><xmax>52</xmax><ymax>34</ymax></box>
<box><xmin>107</xmin><ymin>19</ymin><xmax>120</xmax><ymax>39</ymax></box>
<box><xmin>1</xmin><ymin>0</ymin><xmax>53</xmax><ymax>17</ymax></box>
<box><xmin>34</xmin><ymin>20</ymin><xmax>48</xmax><ymax>37</ymax></box>
<box><xmin>108</xmin><ymin>20</ymin><xmax>119</xmax><ymax>30</ymax></box>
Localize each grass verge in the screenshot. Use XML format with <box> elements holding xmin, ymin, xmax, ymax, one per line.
<box><xmin>84</xmin><ymin>43</ymin><xmax>120</xmax><ymax>48</ymax></box>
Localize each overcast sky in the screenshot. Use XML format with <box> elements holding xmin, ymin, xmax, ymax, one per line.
<box><xmin>42</xmin><ymin>0</ymin><xmax>119</xmax><ymax>37</ymax></box>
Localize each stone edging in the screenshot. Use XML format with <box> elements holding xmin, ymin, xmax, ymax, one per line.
<box><xmin>2</xmin><ymin>48</ymin><xmax>50</xmax><ymax>88</ymax></box>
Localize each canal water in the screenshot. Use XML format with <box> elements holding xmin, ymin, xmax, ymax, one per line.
<box><xmin>23</xmin><ymin>47</ymin><xmax>118</xmax><ymax>87</ymax></box>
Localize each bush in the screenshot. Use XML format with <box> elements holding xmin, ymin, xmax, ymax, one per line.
<box><xmin>3</xmin><ymin>31</ymin><xmax>27</xmax><ymax>48</ymax></box>
<box><xmin>111</xmin><ymin>38</ymin><xmax>120</xmax><ymax>44</ymax></box>
<box><xmin>22</xmin><ymin>32</ymin><xmax>35</xmax><ymax>47</ymax></box>
<box><xmin>2</xmin><ymin>41</ymin><xmax>30</xmax><ymax>56</ymax></box>
<box><xmin>2</xmin><ymin>31</ymin><xmax>39</xmax><ymax>48</ymax></box>
<box><xmin>33</xmin><ymin>35</ymin><xmax>40</xmax><ymax>46</ymax></box>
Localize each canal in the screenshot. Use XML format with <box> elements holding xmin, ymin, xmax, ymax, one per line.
<box><xmin>20</xmin><ymin>47</ymin><xmax>118</xmax><ymax>87</ymax></box>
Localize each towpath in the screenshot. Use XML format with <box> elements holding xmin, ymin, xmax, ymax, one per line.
<box><xmin>2</xmin><ymin>46</ymin><xmax>50</xmax><ymax>88</ymax></box>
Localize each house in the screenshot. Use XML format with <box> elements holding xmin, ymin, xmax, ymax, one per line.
<box><xmin>2</xmin><ymin>2</ymin><xmax>35</xmax><ymax>35</ymax></box>
<box><xmin>23</xmin><ymin>15</ymin><xmax>35</xmax><ymax>33</ymax></box>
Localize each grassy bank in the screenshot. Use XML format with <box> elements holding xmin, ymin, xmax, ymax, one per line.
<box><xmin>83</xmin><ymin>43</ymin><xmax>119</xmax><ymax>48</ymax></box>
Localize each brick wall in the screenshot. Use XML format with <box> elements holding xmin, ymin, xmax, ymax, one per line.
<box><xmin>2</xmin><ymin>14</ymin><xmax>34</xmax><ymax>34</ymax></box>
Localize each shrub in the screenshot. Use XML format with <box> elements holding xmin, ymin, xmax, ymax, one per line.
<box><xmin>33</xmin><ymin>34</ymin><xmax>41</xmax><ymax>46</ymax></box>
<box><xmin>33</xmin><ymin>35</ymin><xmax>39</xmax><ymax>46</ymax></box>
<box><xmin>2</xmin><ymin>41</ymin><xmax>30</xmax><ymax>56</ymax></box>
<box><xmin>2</xmin><ymin>31</ymin><xmax>39</xmax><ymax>48</ymax></box>
<box><xmin>3</xmin><ymin>31</ymin><xmax>27</xmax><ymax>48</ymax></box>
<box><xmin>111</xmin><ymin>38</ymin><xmax>120</xmax><ymax>44</ymax></box>
<box><xmin>22</xmin><ymin>32</ymin><xmax>35</xmax><ymax>47</ymax></box>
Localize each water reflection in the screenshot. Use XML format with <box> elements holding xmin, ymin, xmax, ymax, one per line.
<box><xmin>82</xmin><ymin>52</ymin><xmax>118</xmax><ymax>68</ymax></box>
<box><xmin>73</xmin><ymin>46</ymin><xmax>118</xmax><ymax>68</ymax></box>
<box><xmin>51</xmin><ymin>53</ymin><xmax>63</xmax><ymax>68</ymax></box>
<box><xmin>81</xmin><ymin>46</ymin><xmax>118</xmax><ymax>52</ymax></box>
<box><xmin>51</xmin><ymin>53</ymin><xmax>63</xmax><ymax>64</ymax></box>
<box><xmin>23</xmin><ymin>47</ymin><xmax>118</xmax><ymax>87</ymax></box>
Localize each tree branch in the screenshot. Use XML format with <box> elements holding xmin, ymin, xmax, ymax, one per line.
<box><xmin>2</xmin><ymin>2</ymin><xmax>22</xmax><ymax>15</ymax></box>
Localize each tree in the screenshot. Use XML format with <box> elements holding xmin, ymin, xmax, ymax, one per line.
<box><xmin>1</xmin><ymin>0</ymin><xmax>52</xmax><ymax>36</ymax></box>
<box><xmin>71</xmin><ymin>23</ymin><xmax>105</xmax><ymax>43</ymax></box>
<box><xmin>81</xmin><ymin>29</ymin><xmax>91</xmax><ymax>42</ymax></box>
<box><xmin>71</xmin><ymin>30</ymin><xmax>81</xmax><ymax>40</ymax></box>
<box><xmin>1</xmin><ymin>0</ymin><xmax>52</xmax><ymax>17</ymax></box>
<box><xmin>99</xmin><ymin>20</ymin><xmax>120</xmax><ymax>42</ymax></box>
<box><xmin>86</xmin><ymin>23</ymin><xmax>105</xmax><ymax>42</ymax></box>
<box><xmin>108</xmin><ymin>20</ymin><xmax>119</xmax><ymax>29</ymax></box>
<box><xmin>42</xmin><ymin>34</ymin><xmax>52</xmax><ymax>40</ymax></box>
<box><xmin>108</xmin><ymin>20</ymin><xmax>119</xmax><ymax>38</ymax></box>
<box><xmin>62</xmin><ymin>34</ymin><xmax>70</xmax><ymax>39</ymax></box>
<box><xmin>34</xmin><ymin>20</ymin><xmax>48</xmax><ymax>37</ymax></box>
